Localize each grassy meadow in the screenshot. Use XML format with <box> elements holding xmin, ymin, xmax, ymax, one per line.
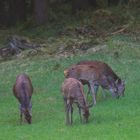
<box><xmin>0</xmin><ymin>34</ymin><xmax>140</xmax><ymax>140</ymax></box>
<box><xmin>0</xmin><ymin>4</ymin><xmax>140</xmax><ymax>140</ymax></box>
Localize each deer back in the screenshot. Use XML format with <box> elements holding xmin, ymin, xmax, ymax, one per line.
<box><xmin>77</xmin><ymin>60</ymin><xmax>120</xmax><ymax>81</ymax></box>
<box><xmin>13</xmin><ymin>74</ymin><xmax>33</xmax><ymax>106</ymax></box>
<box><xmin>64</xmin><ymin>65</ymin><xmax>100</xmax><ymax>83</ymax></box>
<box><xmin>62</xmin><ymin>78</ymin><xmax>90</xmax><ymax>108</ymax></box>
<box><xmin>62</xmin><ymin>78</ymin><xmax>83</xmax><ymax>98</ymax></box>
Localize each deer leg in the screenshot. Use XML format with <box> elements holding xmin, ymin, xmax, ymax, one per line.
<box><xmin>88</xmin><ymin>84</ymin><xmax>99</xmax><ymax>98</ymax></box>
<box><xmin>86</xmin><ymin>84</ymin><xmax>91</xmax><ymax>99</ymax></box>
<box><xmin>78</xmin><ymin>106</ymin><xmax>82</xmax><ymax>123</ymax></box>
<box><xmin>70</xmin><ymin>106</ymin><xmax>73</xmax><ymax>125</ymax></box>
<box><xmin>89</xmin><ymin>81</ymin><xmax>96</xmax><ymax>105</ymax></box>
<box><xmin>66</xmin><ymin>104</ymin><xmax>71</xmax><ymax>125</ymax></box>
<box><xmin>20</xmin><ymin>112</ymin><xmax>23</xmax><ymax>125</ymax></box>
<box><xmin>64</xmin><ymin>98</ymin><xmax>70</xmax><ymax>125</ymax></box>
<box><xmin>64</xmin><ymin>98</ymin><xmax>69</xmax><ymax>125</ymax></box>
<box><xmin>94</xmin><ymin>85</ymin><xmax>99</xmax><ymax>96</ymax></box>
<box><xmin>19</xmin><ymin>105</ymin><xmax>23</xmax><ymax>125</ymax></box>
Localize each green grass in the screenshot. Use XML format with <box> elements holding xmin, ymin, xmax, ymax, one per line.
<box><xmin>0</xmin><ymin>35</ymin><xmax>140</xmax><ymax>140</ymax></box>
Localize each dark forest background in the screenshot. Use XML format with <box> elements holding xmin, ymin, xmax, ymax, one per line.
<box><xmin>0</xmin><ymin>0</ymin><xmax>139</xmax><ymax>27</ymax></box>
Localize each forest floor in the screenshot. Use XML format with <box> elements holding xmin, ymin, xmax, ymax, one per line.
<box><xmin>0</xmin><ymin>6</ymin><xmax>139</xmax><ymax>60</ymax></box>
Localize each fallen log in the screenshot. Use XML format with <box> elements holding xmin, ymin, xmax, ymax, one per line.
<box><xmin>0</xmin><ymin>35</ymin><xmax>41</xmax><ymax>57</ymax></box>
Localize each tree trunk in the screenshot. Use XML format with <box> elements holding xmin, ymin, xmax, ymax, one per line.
<box><xmin>108</xmin><ymin>0</ymin><xmax>120</xmax><ymax>6</ymax></box>
<box><xmin>7</xmin><ymin>0</ymin><xmax>26</xmax><ymax>26</ymax></box>
<box><xmin>16</xmin><ymin>0</ymin><xmax>26</xmax><ymax>22</ymax></box>
<box><xmin>72</xmin><ymin>0</ymin><xmax>97</xmax><ymax>14</ymax></box>
<box><xmin>0</xmin><ymin>1</ymin><xmax>6</xmax><ymax>25</ymax></box>
<box><xmin>89</xmin><ymin>0</ymin><xmax>97</xmax><ymax>7</ymax></box>
<box><xmin>72</xmin><ymin>0</ymin><xmax>89</xmax><ymax>13</ymax></box>
<box><xmin>33</xmin><ymin>0</ymin><xmax>49</xmax><ymax>25</ymax></box>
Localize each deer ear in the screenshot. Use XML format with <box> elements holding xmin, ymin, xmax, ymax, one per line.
<box><xmin>64</xmin><ymin>70</ymin><xmax>69</xmax><ymax>77</ymax></box>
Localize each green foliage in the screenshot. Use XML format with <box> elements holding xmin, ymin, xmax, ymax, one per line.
<box><xmin>0</xmin><ymin>5</ymin><xmax>139</xmax><ymax>50</ymax></box>
<box><xmin>97</xmin><ymin>0</ymin><xmax>108</xmax><ymax>8</ymax></box>
<box><xmin>128</xmin><ymin>0</ymin><xmax>140</xmax><ymax>7</ymax></box>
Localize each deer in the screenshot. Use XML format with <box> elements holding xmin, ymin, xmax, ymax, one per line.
<box><xmin>64</xmin><ymin>64</ymin><xmax>118</xmax><ymax>105</ymax></box>
<box><xmin>61</xmin><ymin>78</ymin><xmax>93</xmax><ymax>125</ymax></box>
<box><xmin>77</xmin><ymin>60</ymin><xmax>125</xmax><ymax>97</ymax></box>
<box><xmin>13</xmin><ymin>73</ymin><xmax>33</xmax><ymax>124</ymax></box>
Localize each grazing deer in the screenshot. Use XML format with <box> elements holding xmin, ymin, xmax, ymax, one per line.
<box><xmin>64</xmin><ymin>64</ymin><xmax>118</xmax><ymax>105</ymax></box>
<box><xmin>77</xmin><ymin>60</ymin><xmax>125</xmax><ymax>96</ymax></box>
<box><xmin>13</xmin><ymin>74</ymin><xmax>33</xmax><ymax>124</ymax></box>
<box><xmin>61</xmin><ymin>78</ymin><xmax>93</xmax><ymax>125</ymax></box>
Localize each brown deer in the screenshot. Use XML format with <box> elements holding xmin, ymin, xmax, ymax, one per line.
<box><xmin>64</xmin><ymin>64</ymin><xmax>118</xmax><ymax>105</ymax></box>
<box><xmin>61</xmin><ymin>78</ymin><xmax>93</xmax><ymax>125</ymax></box>
<box><xmin>77</xmin><ymin>60</ymin><xmax>125</xmax><ymax>96</ymax></box>
<box><xmin>13</xmin><ymin>74</ymin><xmax>33</xmax><ymax>124</ymax></box>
